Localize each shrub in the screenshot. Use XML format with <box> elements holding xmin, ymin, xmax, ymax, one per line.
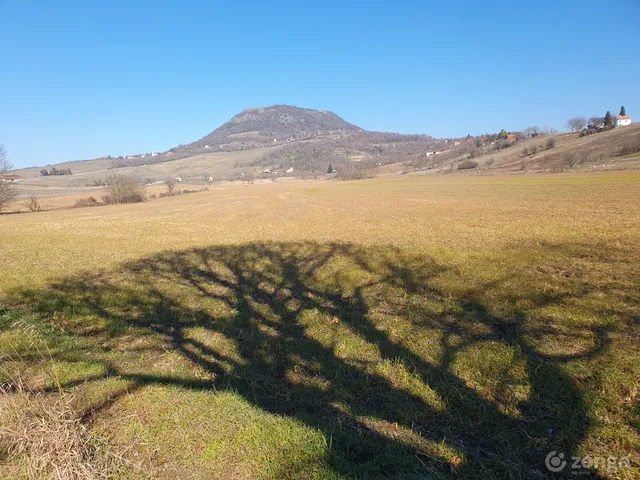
<box><xmin>103</xmin><ymin>176</ymin><xmax>145</xmax><ymax>204</ymax></box>
<box><xmin>546</xmin><ymin>138</ymin><xmax>556</xmax><ymax>150</ymax></box>
<box><xmin>73</xmin><ymin>197</ymin><xmax>99</xmax><ymax>208</ymax></box>
<box><xmin>458</xmin><ymin>160</ymin><xmax>478</xmax><ymax>170</ymax></box>
<box><xmin>24</xmin><ymin>196</ymin><xmax>41</xmax><ymax>212</ymax></box>
<box><xmin>616</xmin><ymin>138</ymin><xmax>640</xmax><ymax>156</ymax></box>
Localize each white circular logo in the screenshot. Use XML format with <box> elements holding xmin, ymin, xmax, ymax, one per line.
<box><xmin>545</xmin><ymin>451</ymin><xmax>567</xmax><ymax>472</ymax></box>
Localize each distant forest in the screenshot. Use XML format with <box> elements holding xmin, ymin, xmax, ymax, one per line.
<box><xmin>41</xmin><ymin>167</ymin><xmax>72</xmax><ymax>176</ymax></box>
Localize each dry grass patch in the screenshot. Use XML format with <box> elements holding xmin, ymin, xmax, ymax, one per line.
<box><xmin>1</xmin><ymin>173</ymin><xmax>639</xmax><ymax>478</ymax></box>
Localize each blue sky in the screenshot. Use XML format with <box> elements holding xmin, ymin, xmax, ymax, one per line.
<box><xmin>1</xmin><ymin>0</ymin><xmax>639</xmax><ymax>168</ymax></box>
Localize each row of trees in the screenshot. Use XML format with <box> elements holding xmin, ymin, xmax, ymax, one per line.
<box><xmin>40</xmin><ymin>167</ymin><xmax>72</xmax><ymax>176</ymax></box>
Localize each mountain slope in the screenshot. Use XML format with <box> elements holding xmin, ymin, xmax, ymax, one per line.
<box><xmin>186</xmin><ymin>105</ymin><xmax>362</xmax><ymax>151</ymax></box>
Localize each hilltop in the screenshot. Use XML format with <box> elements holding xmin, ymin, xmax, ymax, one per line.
<box><xmin>187</xmin><ymin>105</ymin><xmax>362</xmax><ymax>151</ymax></box>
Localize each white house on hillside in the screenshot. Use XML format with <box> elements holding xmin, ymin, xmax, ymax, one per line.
<box><xmin>615</xmin><ymin>115</ymin><xmax>632</xmax><ymax>127</ymax></box>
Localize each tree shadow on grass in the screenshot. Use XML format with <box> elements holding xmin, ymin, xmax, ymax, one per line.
<box><xmin>15</xmin><ymin>241</ymin><xmax>623</xmax><ymax>479</ymax></box>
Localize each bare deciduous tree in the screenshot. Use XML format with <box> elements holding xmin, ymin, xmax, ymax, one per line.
<box><xmin>566</xmin><ymin>117</ymin><xmax>587</xmax><ymax>132</ymax></box>
<box><xmin>24</xmin><ymin>195</ymin><xmax>42</xmax><ymax>212</ymax></box>
<box><xmin>103</xmin><ymin>176</ymin><xmax>145</xmax><ymax>204</ymax></box>
<box><xmin>540</xmin><ymin>155</ymin><xmax>550</xmax><ymax>171</ymax></box>
<box><xmin>0</xmin><ymin>144</ymin><xmax>17</xmax><ymax>213</ymax></box>
<box><xmin>165</xmin><ymin>179</ymin><xmax>175</xmax><ymax>195</ymax></box>
<box><xmin>564</xmin><ymin>153</ymin><xmax>580</xmax><ymax>170</ymax></box>
<box><xmin>522</xmin><ymin>126</ymin><xmax>541</xmax><ymax>138</ymax></box>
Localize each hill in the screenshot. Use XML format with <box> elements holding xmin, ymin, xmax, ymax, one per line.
<box><xmin>9</xmin><ymin>107</ymin><xmax>640</xmax><ymax>192</ymax></box>
<box><xmin>188</xmin><ymin>105</ymin><xmax>362</xmax><ymax>151</ymax></box>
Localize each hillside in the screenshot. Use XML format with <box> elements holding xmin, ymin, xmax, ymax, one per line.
<box><xmin>9</xmin><ymin>106</ymin><xmax>640</xmax><ymax>194</ymax></box>
<box><xmin>407</xmin><ymin>123</ymin><xmax>640</xmax><ymax>175</ymax></box>
<box><xmin>188</xmin><ymin>105</ymin><xmax>362</xmax><ymax>151</ymax></box>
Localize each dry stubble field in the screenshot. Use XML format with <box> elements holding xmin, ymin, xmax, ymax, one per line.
<box><xmin>1</xmin><ymin>172</ymin><xmax>639</xmax><ymax>479</ymax></box>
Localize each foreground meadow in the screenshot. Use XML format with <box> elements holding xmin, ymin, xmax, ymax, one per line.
<box><xmin>1</xmin><ymin>173</ymin><xmax>639</xmax><ymax>479</ymax></box>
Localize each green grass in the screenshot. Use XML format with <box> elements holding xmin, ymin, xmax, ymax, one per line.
<box><xmin>1</xmin><ymin>173</ymin><xmax>639</xmax><ymax>478</ymax></box>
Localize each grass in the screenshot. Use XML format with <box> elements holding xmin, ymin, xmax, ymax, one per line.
<box><xmin>11</xmin><ymin>124</ymin><xmax>640</xmax><ymax>197</ymax></box>
<box><xmin>0</xmin><ymin>172</ymin><xmax>639</xmax><ymax>478</ymax></box>
<box><xmin>11</xmin><ymin>146</ymin><xmax>274</xmax><ymax>189</ymax></box>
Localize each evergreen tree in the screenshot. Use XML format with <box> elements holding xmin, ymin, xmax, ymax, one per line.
<box><xmin>620</xmin><ymin>106</ymin><xmax>626</xmax><ymax>116</ymax></box>
<box><xmin>327</xmin><ymin>164</ymin><xmax>334</xmax><ymax>174</ymax></box>
<box><xmin>604</xmin><ymin>111</ymin><xmax>613</xmax><ymax>127</ymax></box>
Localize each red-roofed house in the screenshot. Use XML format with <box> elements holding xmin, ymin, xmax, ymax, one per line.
<box><xmin>506</xmin><ymin>133</ymin><xmax>517</xmax><ymax>142</ymax></box>
<box><xmin>614</xmin><ymin>115</ymin><xmax>631</xmax><ymax>127</ymax></box>
<box><xmin>0</xmin><ymin>175</ymin><xmax>24</xmax><ymax>182</ymax></box>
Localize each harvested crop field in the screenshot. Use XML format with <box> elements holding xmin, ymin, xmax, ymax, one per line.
<box><xmin>1</xmin><ymin>172</ymin><xmax>639</xmax><ymax>479</ymax></box>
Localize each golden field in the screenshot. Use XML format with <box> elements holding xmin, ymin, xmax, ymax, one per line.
<box><xmin>1</xmin><ymin>172</ymin><xmax>639</xmax><ymax>479</ymax></box>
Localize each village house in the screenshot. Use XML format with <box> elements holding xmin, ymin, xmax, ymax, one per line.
<box><xmin>614</xmin><ymin>115</ymin><xmax>632</xmax><ymax>127</ymax></box>
<box><xmin>151</xmin><ymin>152</ymin><xmax>159</xmax><ymax>156</ymax></box>
<box><xmin>506</xmin><ymin>133</ymin><xmax>517</xmax><ymax>142</ymax></box>
<box><xmin>0</xmin><ymin>174</ymin><xmax>24</xmax><ymax>182</ymax></box>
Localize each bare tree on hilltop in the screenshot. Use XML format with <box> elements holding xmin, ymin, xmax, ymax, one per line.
<box><xmin>566</xmin><ymin>117</ymin><xmax>587</xmax><ymax>132</ymax></box>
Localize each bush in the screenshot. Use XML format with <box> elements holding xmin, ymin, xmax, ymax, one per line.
<box><xmin>102</xmin><ymin>176</ymin><xmax>145</xmax><ymax>204</ymax></box>
<box><xmin>24</xmin><ymin>196</ymin><xmax>41</xmax><ymax>212</ymax></box>
<box><xmin>616</xmin><ymin>138</ymin><xmax>640</xmax><ymax>156</ymax></box>
<box><xmin>73</xmin><ymin>197</ymin><xmax>100</xmax><ymax>208</ymax></box>
<box><xmin>458</xmin><ymin>160</ymin><xmax>478</xmax><ymax>170</ymax></box>
<box><xmin>546</xmin><ymin>138</ymin><xmax>556</xmax><ymax>150</ymax></box>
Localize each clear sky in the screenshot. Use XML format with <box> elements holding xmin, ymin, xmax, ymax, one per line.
<box><xmin>1</xmin><ymin>0</ymin><xmax>639</xmax><ymax>168</ymax></box>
